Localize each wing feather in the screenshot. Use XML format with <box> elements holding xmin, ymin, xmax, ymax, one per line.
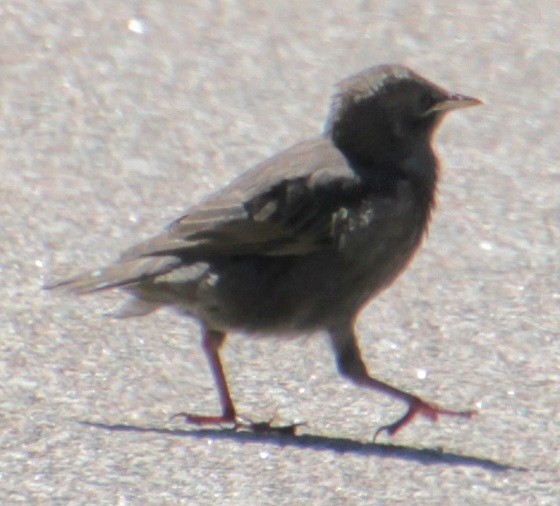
<box><xmin>121</xmin><ymin>138</ymin><xmax>365</xmax><ymax>260</ymax></box>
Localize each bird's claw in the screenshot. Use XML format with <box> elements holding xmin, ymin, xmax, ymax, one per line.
<box><xmin>171</xmin><ymin>411</ymin><xmax>304</xmax><ymax>435</ymax></box>
<box><xmin>170</xmin><ymin>411</ymin><xmax>236</xmax><ymax>426</ymax></box>
<box><xmin>373</xmin><ymin>397</ymin><xmax>476</xmax><ymax>441</ymax></box>
<box><xmin>234</xmin><ymin>415</ymin><xmax>306</xmax><ymax>436</ymax></box>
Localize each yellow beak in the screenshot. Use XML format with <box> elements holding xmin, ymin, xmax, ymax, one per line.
<box><xmin>425</xmin><ymin>94</ymin><xmax>483</xmax><ymax>115</ymax></box>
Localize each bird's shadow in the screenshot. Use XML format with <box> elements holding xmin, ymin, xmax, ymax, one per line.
<box><xmin>79</xmin><ymin>420</ymin><xmax>523</xmax><ymax>472</ymax></box>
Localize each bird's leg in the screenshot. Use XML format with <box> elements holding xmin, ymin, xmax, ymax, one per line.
<box><xmin>172</xmin><ymin>327</ymin><xmax>302</xmax><ymax>435</ymax></box>
<box><xmin>328</xmin><ymin>322</ymin><xmax>475</xmax><ymax>440</ymax></box>
<box><xmin>172</xmin><ymin>328</ymin><xmax>237</xmax><ymax>425</ymax></box>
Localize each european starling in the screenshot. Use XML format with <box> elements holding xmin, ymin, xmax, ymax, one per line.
<box><xmin>47</xmin><ymin>64</ymin><xmax>481</xmax><ymax>438</ymax></box>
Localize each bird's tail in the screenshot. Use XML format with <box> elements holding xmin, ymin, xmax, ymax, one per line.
<box><xmin>44</xmin><ymin>256</ymin><xmax>182</xmax><ymax>295</ymax></box>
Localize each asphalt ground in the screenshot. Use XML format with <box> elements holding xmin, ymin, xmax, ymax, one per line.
<box><xmin>1</xmin><ymin>1</ymin><xmax>559</xmax><ymax>504</ymax></box>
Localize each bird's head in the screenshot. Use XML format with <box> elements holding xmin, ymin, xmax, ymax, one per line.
<box><xmin>325</xmin><ymin>65</ymin><xmax>481</xmax><ymax>167</ymax></box>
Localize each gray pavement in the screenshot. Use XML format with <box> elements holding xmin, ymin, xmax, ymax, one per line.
<box><xmin>1</xmin><ymin>1</ymin><xmax>559</xmax><ymax>504</ymax></box>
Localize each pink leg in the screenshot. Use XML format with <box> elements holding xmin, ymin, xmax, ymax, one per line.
<box><xmin>173</xmin><ymin>327</ymin><xmax>303</xmax><ymax>435</ymax></box>
<box><xmin>329</xmin><ymin>321</ymin><xmax>475</xmax><ymax>439</ymax></box>
<box><xmin>173</xmin><ymin>328</ymin><xmax>237</xmax><ymax>425</ymax></box>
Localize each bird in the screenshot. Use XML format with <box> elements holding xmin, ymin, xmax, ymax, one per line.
<box><xmin>46</xmin><ymin>64</ymin><xmax>482</xmax><ymax>438</ymax></box>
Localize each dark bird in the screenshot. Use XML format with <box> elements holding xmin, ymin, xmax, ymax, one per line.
<box><xmin>47</xmin><ymin>64</ymin><xmax>482</xmax><ymax>438</ymax></box>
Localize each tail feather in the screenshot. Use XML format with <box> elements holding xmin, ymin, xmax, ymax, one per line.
<box><xmin>44</xmin><ymin>256</ymin><xmax>182</xmax><ymax>294</ymax></box>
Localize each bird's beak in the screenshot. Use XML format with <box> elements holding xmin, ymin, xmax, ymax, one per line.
<box><xmin>424</xmin><ymin>94</ymin><xmax>483</xmax><ymax>115</ymax></box>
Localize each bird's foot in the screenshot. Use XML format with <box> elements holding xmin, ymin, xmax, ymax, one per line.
<box><xmin>170</xmin><ymin>411</ymin><xmax>237</xmax><ymax>426</ymax></box>
<box><xmin>234</xmin><ymin>415</ymin><xmax>305</xmax><ymax>436</ymax></box>
<box><xmin>171</xmin><ymin>411</ymin><xmax>304</xmax><ymax>435</ymax></box>
<box><xmin>373</xmin><ymin>396</ymin><xmax>475</xmax><ymax>441</ymax></box>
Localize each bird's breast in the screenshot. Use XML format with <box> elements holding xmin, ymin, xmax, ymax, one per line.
<box><xmin>332</xmin><ymin>180</ymin><xmax>431</xmax><ymax>302</ymax></box>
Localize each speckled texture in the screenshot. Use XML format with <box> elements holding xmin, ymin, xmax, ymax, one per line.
<box><xmin>1</xmin><ymin>1</ymin><xmax>558</xmax><ymax>504</ymax></box>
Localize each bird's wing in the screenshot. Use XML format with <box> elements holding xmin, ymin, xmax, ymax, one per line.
<box><xmin>121</xmin><ymin>138</ymin><xmax>366</xmax><ymax>260</ymax></box>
